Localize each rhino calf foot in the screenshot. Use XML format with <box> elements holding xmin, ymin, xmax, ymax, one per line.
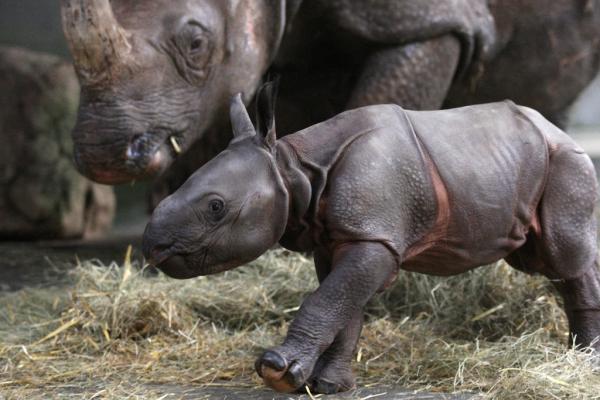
<box><xmin>306</xmin><ymin>312</ymin><xmax>362</xmax><ymax>394</ymax></box>
<box><xmin>255</xmin><ymin>349</ymin><xmax>311</xmax><ymax>393</ymax></box>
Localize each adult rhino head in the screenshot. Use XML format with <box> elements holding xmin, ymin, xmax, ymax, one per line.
<box><xmin>61</xmin><ymin>0</ymin><xmax>285</xmax><ymax>184</ymax></box>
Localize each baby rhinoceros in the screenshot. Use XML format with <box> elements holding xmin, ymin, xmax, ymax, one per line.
<box><xmin>143</xmin><ymin>84</ymin><xmax>600</xmax><ymax>394</ymax></box>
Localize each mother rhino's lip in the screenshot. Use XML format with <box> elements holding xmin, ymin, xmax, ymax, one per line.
<box><xmin>145</xmin><ymin>148</ymin><xmax>165</xmax><ymax>174</ymax></box>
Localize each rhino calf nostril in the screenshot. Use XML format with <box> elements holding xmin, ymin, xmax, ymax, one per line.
<box><xmin>154</xmin><ymin>243</ymin><xmax>173</xmax><ymax>252</ymax></box>
<box><xmin>149</xmin><ymin>242</ymin><xmax>175</xmax><ymax>264</ymax></box>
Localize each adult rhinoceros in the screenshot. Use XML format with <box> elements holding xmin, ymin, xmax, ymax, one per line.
<box><xmin>61</xmin><ymin>0</ymin><xmax>600</xmax><ymax>200</ymax></box>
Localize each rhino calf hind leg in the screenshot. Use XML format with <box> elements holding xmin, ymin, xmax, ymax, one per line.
<box><xmin>538</xmin><ymin>147</ymin><xmax>600</xmax><ymax>351</ymax></box>
<box><xmin>553</xmin><ymin>267</ymin><xmax>600</xmax><ymax>351</ymax></box>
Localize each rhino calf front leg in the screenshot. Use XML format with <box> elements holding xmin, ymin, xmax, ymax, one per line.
<box><xmin>304</xmin><ymin>249</ymin><xmax>363</xmax><ymax>393</ymax></box>
<box><xmin>308</xmin><ymin>309</ymin><xmax>363</xmax><ymax>394</ymax></box>
<box><xmin>256</xmin><ymin>242</ymin><xmax>397</xmax><ymax>393</ymax></box>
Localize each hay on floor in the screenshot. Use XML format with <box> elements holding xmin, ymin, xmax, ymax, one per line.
<box><xmin>0</xmin><ymin>248</ymin><xmax>598</xmax><ymax>399</ymax></box>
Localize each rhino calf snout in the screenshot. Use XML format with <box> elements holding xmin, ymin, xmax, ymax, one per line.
<box><xmin>142</xmin><ymin>219</ymin><xmax>174</xmax><ymax>264</ymax></box>
<box><xmin>144</xmin><ymin>242</ymin><xmax>175</xmax><ymax>266</ymax></box>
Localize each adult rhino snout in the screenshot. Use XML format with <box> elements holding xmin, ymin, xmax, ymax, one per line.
<box><xmin>72</xmin><ymin>130</ymin><xmax>170</xmax><ymax>185</ymax></box>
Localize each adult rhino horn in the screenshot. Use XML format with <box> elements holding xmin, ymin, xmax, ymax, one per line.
<box><xmin>61</xmin><ymin>0</ymin><xmax>131</xmax><ymax>84</ymax></box>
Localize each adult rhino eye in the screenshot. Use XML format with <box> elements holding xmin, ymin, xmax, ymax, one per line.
<box><xmin>190</xmin><ymin>37</ymin><xmax>205</xmax><ymax>52</ymax></box>
<box><xmin>170</xmin><ymin>21</ymin><xmax>213</xmax><ymax>84</ymax></box>
<box><xmin>208</xmin><ymin>199</ymin><xmax>225</xmax><ymax>214</ymax></box>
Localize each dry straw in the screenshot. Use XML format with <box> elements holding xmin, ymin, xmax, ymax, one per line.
<box><xmin>0</xmin><ymin>248</ymin><xmax>599</xmax><ymax>399</ymax></box>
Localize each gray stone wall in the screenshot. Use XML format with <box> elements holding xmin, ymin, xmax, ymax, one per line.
<box><xmin>0</xmin><ymin>47</ymin><xmax>115</xmax><ymax>239</ymax></box>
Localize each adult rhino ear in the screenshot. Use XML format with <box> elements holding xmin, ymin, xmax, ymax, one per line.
<box><xmin>230</xmin><ymin>93</ymin><xmax>256</xmax><ymax>141</ymax></box>
<box><xmin>255</xmin><ymin>80</ymin><xmax>279</xmax><ymax>150</ymax></box>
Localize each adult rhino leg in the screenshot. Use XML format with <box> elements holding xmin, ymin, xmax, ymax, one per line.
<box><xmin>306</xmin><ymin>249</ymin><xmax>361</xmax><ymax>394</ymax></box>
<box><xmin>255</xmin><ymin>242</ymin><xmax>397</xmax><ymax>393</ymax></box>
<box><xmin>347</xmin><ymin>35</ymin><xmax>461</xmax><ymax>110</ymax></box>
<box><xmin>528</xmin><ymin>147</ymin><xmax>600</xmax><ymax>352</ymax></box>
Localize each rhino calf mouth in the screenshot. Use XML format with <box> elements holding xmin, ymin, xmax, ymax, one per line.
<box><xmin>153</xmin><ymin>255</ymin><xmax>198</xmax><ymax>280</ymax></box>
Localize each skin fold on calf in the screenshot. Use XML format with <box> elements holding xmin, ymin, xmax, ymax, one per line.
<box><xmin>142</xmin><ymin>85</ymin><xmax>600</xmax><ymax>394</ymax></box>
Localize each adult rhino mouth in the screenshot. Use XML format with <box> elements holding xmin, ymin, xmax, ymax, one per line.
<box><xmin>73</xmin><ymin>132</ymin><xmax>184</xmax><ymax>185</ymax></box>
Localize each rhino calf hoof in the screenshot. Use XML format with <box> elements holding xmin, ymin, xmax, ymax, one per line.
<box><xmin>255</xmin><ymin>350</ymin><xmax>306</xmax><ymax>393</ymax></box>
<box><xmin>309</xmin><ymin>359</ymin><xmax>356</xmax><ymax>394</ymax></box>
<box><xmin>310</xmin><ymin>376</ymin><xmax>355</xmax><ymax>394</ymax></box>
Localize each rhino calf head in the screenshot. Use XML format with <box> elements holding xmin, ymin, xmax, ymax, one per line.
<box><xmin>142</xmin><ymin>85</ymin><xmax>288</xmax><ymax>277</ymax></box>
<box><xmin>62</xmin><ymin>0</ymin><xmax>284</xmax><ymax>184</ymax></box>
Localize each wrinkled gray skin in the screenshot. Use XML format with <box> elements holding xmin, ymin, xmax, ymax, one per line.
<box><xmin>143</xmin><ymin>89</ymin><xmax>600</xmax><ymax>394</ymax></box>
<box><xmin>63</xmin><ymin>0</ymin><xmax>600</xmax><ymax>201</ymax></box>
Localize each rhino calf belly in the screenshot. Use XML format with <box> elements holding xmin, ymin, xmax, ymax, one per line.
<box><xmin>395</xmin><ymin>103</ymin><xmax>548</xmax><ymax>273</ymax></box>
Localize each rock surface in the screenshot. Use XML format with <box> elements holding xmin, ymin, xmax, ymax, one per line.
<box><xmin>0</xmin><ymin>46</ymin><xmax>115</xmax><ymax>239</ymax></box>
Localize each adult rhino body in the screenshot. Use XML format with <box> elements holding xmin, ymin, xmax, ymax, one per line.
<box><xmin>62</xmin><ymin>0</ymin><xmax>600</xmax><ymax>196</ymax></box>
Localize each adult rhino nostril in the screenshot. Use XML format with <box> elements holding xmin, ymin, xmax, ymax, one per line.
<box><xmin>126</xmin><ymin>134</ymin><xmax>148</xmax><ymax>163</ymax></box>
<box><xmin>126</xmin><ymin>134</ymin><xmax>165</xmax><ymax>175</ymax></box>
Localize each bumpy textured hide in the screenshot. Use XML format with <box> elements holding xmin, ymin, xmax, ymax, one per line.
<box><xmin>144</xmin><ymin>95</ymin><xmax>600</xmax><ymax>393</ymax></box>
<box><xmin>0</xmin><ymin>47</ymin><xmax>115</xmax><ymax>239</ymax></box>
<box><xmin>311</xmin><ymin>0</ymin><xmax>497</xmax><ymax>70</ymax></box>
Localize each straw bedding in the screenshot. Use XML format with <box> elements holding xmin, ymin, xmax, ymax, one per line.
<box><xmin>1</xmin><ymin>248</ymin><xmax>599</xmax><ymax>399</ymax></box>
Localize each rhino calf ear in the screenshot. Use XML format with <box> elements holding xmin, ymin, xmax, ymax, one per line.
<box><xmin>255</xmin><ymin>80</ymin><xmax>279</xmax><ymax>150</ymax></box>
<box><xmin>230</xmin><ymin>93</ymin><xmax>256</xmax><ymax>140</ymax></box>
